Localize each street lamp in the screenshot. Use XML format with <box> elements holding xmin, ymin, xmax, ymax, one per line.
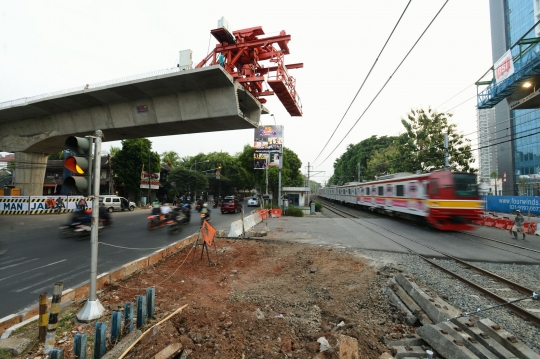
<box><xmin>190</xmin><ymin>159</ymin><xmax>209</xmax><ymax>201</ymax></box>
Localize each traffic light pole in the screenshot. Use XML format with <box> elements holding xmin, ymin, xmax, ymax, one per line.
<box><xmin>77</xmin><ymin>130</ymin><xmax>105</xmax><ymax>322</ymax></box>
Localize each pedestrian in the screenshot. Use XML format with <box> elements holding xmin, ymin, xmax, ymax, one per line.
<box><xmin>78</xmin><ymin>197</ymin><xmax>87</xmax><ymax>211</ymax></box>
<box><xmin>56</xmin><ymin>197</ymin><xmax>63</xmax><ymax>214</ymax></box>
<box><xmin>173</xmin><ymin>195</ymin><xmax>178</xmax><ymax>206</ymax></box>
<box><xmin>163</xmin><ymin>194</ymin><xmax>168</xmax><ymax>205</ymax></box>
<box><xmin>512</xmin><ymin>209</ymin><xmax>526</xmax><ymax>240</ymax></box>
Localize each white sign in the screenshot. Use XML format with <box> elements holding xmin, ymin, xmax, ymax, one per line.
<box><xmin>494</xmin><ymin>50</ymin><xmax>514</xmax><ymax>84</ymax></box>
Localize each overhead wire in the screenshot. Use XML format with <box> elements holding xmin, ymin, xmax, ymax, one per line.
<box><xmin>311</xmin><ymin>0</ymin><xmax>412</xmax><ymax>165</ymax></box>
<box><xmin>316</xmin><ymin>0</ymin><xmax>450</xmax><ymax>169</ymax></box>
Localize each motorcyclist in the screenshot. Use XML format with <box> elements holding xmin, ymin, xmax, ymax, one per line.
<box><xmin>99</xmin><ymin>203</ymin><xmax>112</xmax><ymax>227</ymax></box>
<box><xmin>160</xmin><ymin>204</ymin><xmax>171</xmax><ymax>226</ymax></box>
<box><xmin>181</xmin><ymin>203</ymin><xmax>191</xmax><ymax>222</ymax></box>
<box><xmin>200</xmin><ymin>203</ymin><xmax>211</xmax><ymax>223</ymax></box>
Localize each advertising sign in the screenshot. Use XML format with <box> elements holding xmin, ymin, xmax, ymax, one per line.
<box><xmin>254</xmin><ymin>125</ymin><xmax>283</xmax><ymax>169</ymax></box>
<box><xmin>494</xmin><ymin>50</ymin><xmax>514</xmax><ymax>84</ymax></box>
<box><xmin>482</xmin><ymin>196</ymin><xmax>540</xmax><ymax>215</ymax></box>
<box><xmin>140</xmin><ymin>170</ymin><xmax>160</xmax><ymax>189</ymax></box>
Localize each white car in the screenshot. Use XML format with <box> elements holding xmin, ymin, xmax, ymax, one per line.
<box><xmin>247</xmin><ymin>197</ymin><xmax>260</xmax><ymax>207</ymax></box>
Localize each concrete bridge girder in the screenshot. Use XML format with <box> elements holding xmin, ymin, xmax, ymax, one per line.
<box><xmin>0</xmin><ymin>66</ymin><xmax>268</xmax><ymax>195</ymax></box>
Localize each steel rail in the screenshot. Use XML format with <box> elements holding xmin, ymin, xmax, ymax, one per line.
<box><xmin>458</xmin><ymin>230</ymin><xmax>540</xmax><ymax>255</ymax></box>
<box><xmin>320</xmin><ymin>200</ymin><xmax>540</xmax><ymax>327</ymax></box>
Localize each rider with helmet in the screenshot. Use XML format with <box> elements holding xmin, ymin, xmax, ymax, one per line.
<box><xmin>200</xmin><ymin>203</ymin><xmax>211</xmax><ymax>223</ymax></box>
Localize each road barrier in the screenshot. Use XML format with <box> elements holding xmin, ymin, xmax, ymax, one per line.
<box><xmin>270</xmin><ymin>208</ymin><xmax>282</xmax><ymax>218</ymax></box>
<box><xmin>0</xmin><ymin>196</ymin><xmax>92</xmax><ymax>215</ymax></box>
<box><xmin>473</xmin><ymin>214</ymin><xmax>539</xmax><ymax>235</ymax></box>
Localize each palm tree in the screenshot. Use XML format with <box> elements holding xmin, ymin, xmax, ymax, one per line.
<box><xmin>110</xmin><ymin>146</ymin><xmax>120</xmax><ymax>157</ymax></box>
<box><xmin>490</xmin><ymin>171</ymin><xmax>498</xmax><ymax>195</ymax></box>
<box><xmin>161</xmin><ymin>151</ymin><xmax>180</xmax><ymax>168</ymax></box>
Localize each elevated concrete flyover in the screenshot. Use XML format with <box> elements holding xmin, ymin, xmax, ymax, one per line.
<box><xmin>0</xmin><ymin>65</ymin><xmax>268</xmax><ymax>195</ymax></box>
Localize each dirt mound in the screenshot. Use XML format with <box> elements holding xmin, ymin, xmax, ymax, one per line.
<box><xmin>19</xmin><ymin>239</ymin><xmax>412</xmax><ymax>358</ymax></box>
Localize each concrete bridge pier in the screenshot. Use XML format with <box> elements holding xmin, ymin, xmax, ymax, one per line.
<box><xmin>13</xmin><ymin>152</ymin><xmax>48</xmax><ymax>196</ymax></box>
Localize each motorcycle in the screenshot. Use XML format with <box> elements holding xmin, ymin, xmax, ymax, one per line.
<box><xmin>147</xmin><ymin>214</ymin><xmax>165</xmax><ymax>230</ymax></box>
<box><xmin>200</xmin><ymin>211</ymin><xmax>211</xmax><ymax>226</ymax></box>
<box><xmin>58</xmin><ymin>221</ymin><xmax>91</xmax><ymax>239</ymax></box>
<box><xmin>167</xmin><ymin>212</ymin><xmax>189</xmax><ymax>235</ymax></box>
<box><xmin>212</xmin><ymin>200</ymin><xmax>218</xmax><ymax>208</ymax></box>
<box><xmin>195</xmin><ymin>203</ymin><xmax>202</xmax><ymax>212</ymax></box>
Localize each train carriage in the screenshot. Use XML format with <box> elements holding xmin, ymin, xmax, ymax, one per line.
<box><xmin>318</xmin><ymin>171</ymin><xmax>483</xmax><ymax>230</ymax></box>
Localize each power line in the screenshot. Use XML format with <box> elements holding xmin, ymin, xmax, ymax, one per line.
<box><xmin>311</xmin><ymin>0</ymin><xmax>412</xmax><ymax>165</ymax></box>
<box><xmin>316</xmin><ymin>0</ymin><xmax>450</xmax><ymax>169</ymax></box>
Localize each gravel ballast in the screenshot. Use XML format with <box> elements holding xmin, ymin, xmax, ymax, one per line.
<box><xmin>353</xmin><ymin>249</ymin><xmax>540</xmax><ymax>354</ymax></box>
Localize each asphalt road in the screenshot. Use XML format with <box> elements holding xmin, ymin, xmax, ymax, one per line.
<box><xmin>0</xmin><ymin>205</ymin><xmax>243</xmax><ymax>319</ymax></box>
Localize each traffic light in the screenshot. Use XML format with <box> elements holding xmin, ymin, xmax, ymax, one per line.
<box><xmin>63</xmin><ymin>136</ymin><xmax>93</xmax><ymax>196</ymax></box>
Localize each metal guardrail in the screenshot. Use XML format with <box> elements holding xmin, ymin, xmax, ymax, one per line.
<box><xmin>0</xmin><ymin>65</ymin><xmax>192</xmax><ymax>110</ymax></box>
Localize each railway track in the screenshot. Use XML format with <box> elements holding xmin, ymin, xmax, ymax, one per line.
<box><xmin>317</xmin><ymin>198</ymin><xmax>540</xmax><ymax>327</ymax></box>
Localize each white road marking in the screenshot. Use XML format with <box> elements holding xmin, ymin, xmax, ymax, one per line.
<box><xmin>0</xmin><ymin>259</ymin><xmax>67</xmax><ymax>282</ymax></box>
<box><xmin>0</xmin><ymin>258</ymin><xmax>39</xmax><ymax>270</ymax></box>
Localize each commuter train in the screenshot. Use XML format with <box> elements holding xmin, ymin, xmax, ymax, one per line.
<box><xmin>318</xmin><ymin>171</ymin><xmax>484</xmax><ymax>230</ymax></box>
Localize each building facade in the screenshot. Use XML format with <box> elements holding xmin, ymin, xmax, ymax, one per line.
<box><xmin>476</xmin><ymin>108</ymin><xmax>498</xmax><ymax>184</ymax></box>
<box><xmin>480</xmin><ymin>0</ymin><xmax>540</xmax><ymax>195</ymax></box>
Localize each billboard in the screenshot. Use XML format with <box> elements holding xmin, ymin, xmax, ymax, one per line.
<box><xmin>254</xmin><ymin>125</ymin><xmax>283</xmax><ymax>169</ymax></box>
<box><xmin>494</xmin><ymin>50</ymin><xmax>514</xmax><ymax>84</ymax></box>
<box><xmin>140</xmin><ymin>169</ymin><xmax>160</xmax><ymax>189</ymax></box>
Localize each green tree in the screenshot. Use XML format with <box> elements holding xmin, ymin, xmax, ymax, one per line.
<box><xmin>161</xmin><ymin>151</ymin><xmax>180</xmax><ymax>168</ymax></box>
<box><xmin>237</xmin><ymin>145</ymin><xmax>303</xmax><ymax>200</ymax></box>
<box><xmin>167</xmin><ymin>166</ymin><xmax>207</xmax><ymax>196</ymax></box>
<box><xmin>329</xmin><ymin>135</ymin><xmax>397</xmax><ymax>184</ymax></box>
<box><xmin>399</xmin><ymin>107</ymin><xmax>475</xmax><ymax>172</ymax></box>
<box><xmin>112</xmin><ymin>139</ymin><xmax>160</xmax><ymax>199</ymax></box>
<box><xmin>48</xmin><ymin>151</ymin><xmax>64</xmax><ymax>160</ymax></box>
<box><xmin>490</xmin><ymin>171</ymin><xmax>498</xmax><ymax>195</ymax></box>
<box><xmin>109</xmin><ymin>146</ymin><xmax>120</xmax><ymax>157</ymax></box>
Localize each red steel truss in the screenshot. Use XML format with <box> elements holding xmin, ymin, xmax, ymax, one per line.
<box><xmin>196</xmin><ymin>26</ymin><xmax>303</xmax><ymax>117</ymax></box>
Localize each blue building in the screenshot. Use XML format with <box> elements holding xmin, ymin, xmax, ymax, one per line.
<box><xmin>476</xmin><ymin>0</ymin><xmax>540</xmax><ymax>195</ymax></box>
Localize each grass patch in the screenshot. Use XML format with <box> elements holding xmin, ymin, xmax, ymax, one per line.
<box><xmin>0</xmin><ymin>348</ymin><xmax>13</xmax><ymax>359</ymax></box>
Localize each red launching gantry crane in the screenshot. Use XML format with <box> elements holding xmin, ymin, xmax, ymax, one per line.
<box><xmin>196</xmin><ymin>23</ymin><xmax>303</xmax><ymax>117</ymax></box>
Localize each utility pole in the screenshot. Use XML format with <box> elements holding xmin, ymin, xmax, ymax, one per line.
<box><xmin>357</xmin><ymin>162</ymin><xmax>362</xmax><ymax>182</ymax></box>
<box><xmin>444</xmin><ymin>133</ymin><xmax>449</xmax><ymax>171</ymax></box>
<box><xmin>148</xmin><ymin>151</ymin><xmax>151</xmax><ymax>204</ymax></box>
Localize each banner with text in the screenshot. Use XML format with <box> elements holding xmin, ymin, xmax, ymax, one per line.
<box><xmin>482</xmin><ymin>195</ymin><xmax>540</xmax><ymax>215</ymax></box>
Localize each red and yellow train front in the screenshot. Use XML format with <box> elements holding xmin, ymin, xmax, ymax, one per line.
<box><xmin>425</xmin><ymin>172</ymin><xmax>484</xmax><ymax>230</ymax></box>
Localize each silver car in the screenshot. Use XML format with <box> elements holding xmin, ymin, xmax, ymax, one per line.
<box><xmin>99</xmin><ymin>196</ymin><xmax>136</xmax><ymax>212</ymax></box>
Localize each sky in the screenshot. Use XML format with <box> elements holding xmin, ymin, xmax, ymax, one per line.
<box><xmin>0</xmin><ymin>0</ymin><xmax>493</xmax><ymax>185</ymax></box>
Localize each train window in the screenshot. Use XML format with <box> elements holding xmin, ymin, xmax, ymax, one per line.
<box><xmin>386</xmin><ymin>184</ymin><xmax>393</xmax><ymax>195</ymax></box>
<box><xmin>378</xmin><ymin>186</ymin><xmax>384</xmax><ymax>196</ymax></box>
<box><xmin>366</xmin><ymin>187</ymin><xmax>370</xmax><ymax>195</ymax></box>
<box><xmin>396</xmin><ymin>185</ymin><xmax>404</xmax><ymax>197</ymax></box>
<box><xmin>430</xmin><ymin>179</ymin><xmax>439</xmax><ymax>196</ymax></box>
<box><xmin>453</xmin><ymin>173</ymin><xmax>478</xmax><ymax>197</ymax></box>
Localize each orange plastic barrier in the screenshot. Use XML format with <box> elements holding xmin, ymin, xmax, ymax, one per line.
<box><xmin>258</xmin><ymin>209</ymin><xmax>269</xmax><ymax>220</ymax></box>
<box><xmin>504</xmin><ymin>220</ymin><xmax>514</xmax><ymax>231</ymax></box>
<box><xmin>495</xmin><ymin>217</ymin><xmax>508</xmax><ymax>229</ymax></box>
<box><xmin>473</xmin><ymin>215</ymin><xmax>484</xmax><ymax>226</ymax></box>
<box><xmin>483</xmin><ymin>216</ymin><xmax>496</xmax><ymax>227</ymax></box>
<box><xmin>270</xmin><ymin>208</ymin><xmax>282</xmax><ymax>218</ymax></box>
<box><xmin>524</xmin><ymin>222</ymin><xmax>537</xmax><ymax>234</ymax></box>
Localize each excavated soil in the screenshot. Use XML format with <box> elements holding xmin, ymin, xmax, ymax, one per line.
<box><xmin>16</xmin><ymin>238</ymin><xmax>414</xmax><ymax>358</ymax></box>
